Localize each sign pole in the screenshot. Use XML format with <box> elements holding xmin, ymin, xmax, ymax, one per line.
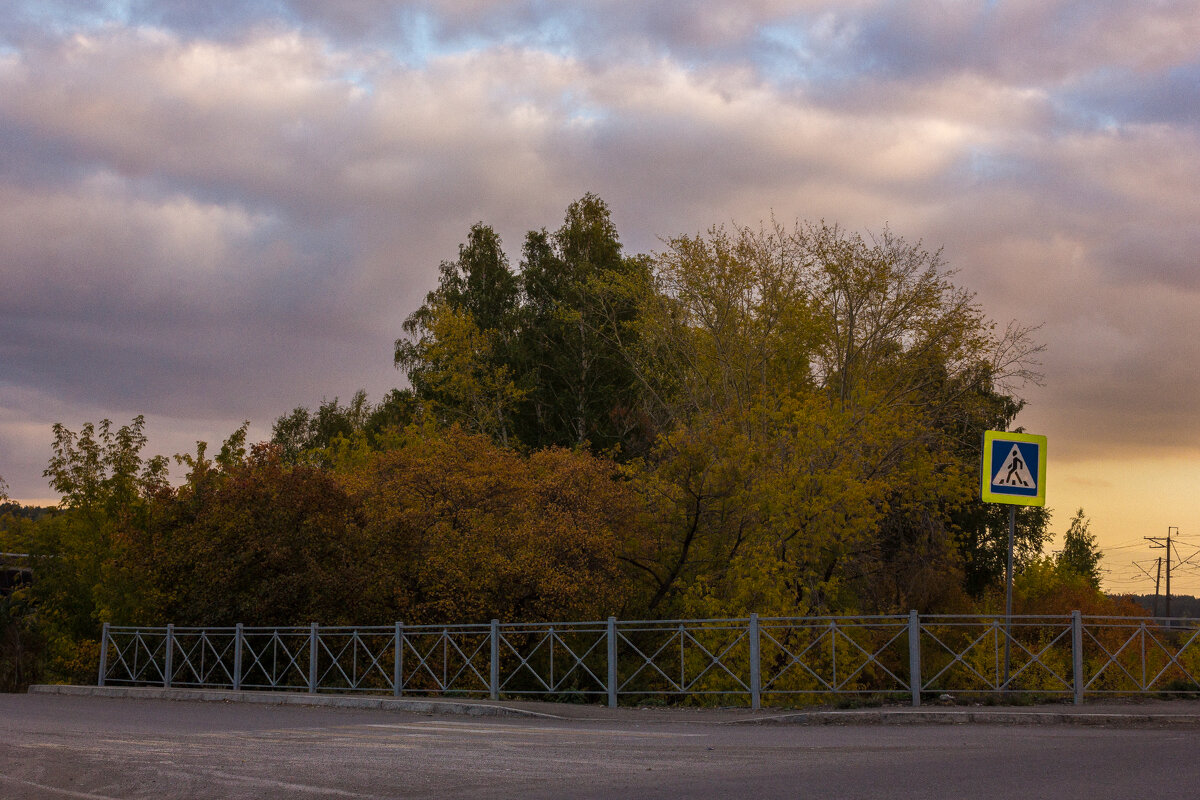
<box><xmin>981</xmin><ymin>429</ymin><xmax>1046</xmax><ymax>694</ymax></box>
<box><xmin>1004</xmin><ymin>505</ymin><xmax>1015</xmax><ymax>688</ymax></box>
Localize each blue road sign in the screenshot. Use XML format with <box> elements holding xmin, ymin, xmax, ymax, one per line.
<box><xmin>981</xmin><ymin>431</ymin><xmax>1047</xmax><ymax>507</ymax></box>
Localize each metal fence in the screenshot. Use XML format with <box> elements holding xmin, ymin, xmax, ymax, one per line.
<box><xmin>97</xmin><ymin>612</ymin><xmax>1200</xmax><ymax>708</ymax></box>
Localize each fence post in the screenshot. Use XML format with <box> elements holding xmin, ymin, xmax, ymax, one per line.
<box><xmin>749</xmin><ymin>614</ymin><xmax>761</xmax><ymax>711</ymax></box>
<box><xmin>97</xmin><ymin>622</ymin><xmax>110</xmax><ymax>687</ymax></box>
<box><xmin>233</xmin><ymin>623</ymin><xmax>243</xmax><ymax>691</ymax></box>
<box><xmin>908</xmin><ymin>611</ymin><xmax>921</xmax><ymax>707</ymax></box>
<box><xmin>607</xmin><ymin>616</ymin><xmax>618</xmax><ymax>709</ymax></box>
<box><xmin>490</xmin><ymin>619</ymin><xmax>500</xmax><ymax>701</ymax></box>
<box><xmin>1072</xmin><ymin>610</ymin><xmax>1084</xmax><ymax>705</ymax></box>
<box><xmin>394</xmin><ymin>621</ymin><xmax>403</xmax><ymax>697</ymax></box>
<box><xmin>164</xmin><ymin>624</ymin><xmax>174</xmax><ymax>689</ymax></box>
<box><xmin>308</xmin><ymin>623</ymin><xmax>319</xmax><ymax>694</ymax></box>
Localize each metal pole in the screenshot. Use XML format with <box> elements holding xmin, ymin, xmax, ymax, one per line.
<box><xmin>607</xmin><ymin>616</ymin><xmax>617</xmax><ymax>709</ymax></box>
<box><xmin>490</xmin><ymin>619</ymin><xmax>500</xmax><ymax>701</ymax></box>
<box><xmin>908</xmin><ymin>610</ymin><xmax>921</xmax><ymax>707</ymax></box>
<box><xmin>393</xmin><ymin>621</ymin><xmax>403</xmax><ymax>697</ymax></box>
<box><xmin>1071</xmin><ymin>610</ymin><xmax>1083</xmax><ymax>705</ymax></box>
<box><xmin>1004</xmin><ymin>505</ymin><xmax>1015</xmax><ymax>688</ymax></box>
<box><xmin>1154</xmin><ymin>557</ymin><xmax>1162</xmax><ymax>618</ymax></box>
<box><xmin>749</xmin><ymin>614</ymin><xmax>761</xmax><ymax>711</ymax></box>
<box><xmin>97</xmin><ymin>622</ymin><xmax>110</xmax><ymax>687</ymax></box>
<box><xmin>164</xmin><ymin>624</ymin><xmax>174</xmax><ymax>689</ymax></box>
<box><xmin>233</xmin><ymin>623</ymin><xmax>243</xmax><ymax>691</ymax></box>
<box><xmin>308</xmin><ymin>622</ymin><xmax>318</xmax><ymax>694</ymax></box>
<box><xmin>1166</xmin><ymin>527</ymin><xmax>1176</xmax><ymax>623</ymax></box>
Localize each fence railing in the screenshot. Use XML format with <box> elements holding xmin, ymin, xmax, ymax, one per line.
<box><xmin>97</xmin><ymin>612</ymin><xmax>1200</xmax><ymax>708</ymax></box>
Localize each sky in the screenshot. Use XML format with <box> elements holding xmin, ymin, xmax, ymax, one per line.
<box><xmin>1</xmin><ymin>1</ymin><xmax>1198</xmax><ymax>593</ymax></box>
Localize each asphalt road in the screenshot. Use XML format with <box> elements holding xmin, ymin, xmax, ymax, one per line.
<box><xmin>2</xmin><ymin>693</ymin><xmax>1196</xmax><ymax>799</ymax></box>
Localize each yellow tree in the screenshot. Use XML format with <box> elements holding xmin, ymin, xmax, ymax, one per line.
<box><xmin>619</xmin><ymin>221</ymin><xmax>1041</xmax><ymax>616</ymax></box>
<box><xmin>396</xmin><ymin>305</ymin><xmax>525</xmax><ymax>445</ymax></box>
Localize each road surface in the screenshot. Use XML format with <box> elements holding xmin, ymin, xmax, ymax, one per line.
<box><xmin>1</xmin><ymin>693</ymin><xmax>1194</xmax><ymax>799</ymax></box>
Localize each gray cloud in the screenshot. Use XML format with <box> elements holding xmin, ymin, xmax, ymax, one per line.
<box><xmin>1</xmin><ymin>1</ymin><xmax>1199</xmax><ymax>503</ymax></box>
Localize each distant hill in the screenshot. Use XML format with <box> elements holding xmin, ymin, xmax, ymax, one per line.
<box><xmin>1120</xmin><ymin>593</ymin><xmax>1200</xmax><ymax>619</ymax></box>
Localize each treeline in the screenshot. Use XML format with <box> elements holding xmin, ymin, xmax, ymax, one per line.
<box><xmin>1126</xmin><ymin>595</ymin><xmax>1200</xmax><ymax>618</ymax></box>
<box><xmin>0</xmin><ymin>195</ymin><xmax>1134</xmax><ymax>690</ymax></box>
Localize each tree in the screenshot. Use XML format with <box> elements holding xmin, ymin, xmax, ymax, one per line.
<box><xmin>617</xmin><ymin>221</ymin><xmax>1044</xmax><ymax>615</ymax></box>
<box><xmin>344</xmin><ymin>424</ymin><xmax>638</xmax><ymax>622</ymax></box>
<box><xmin>394</xmin><ymin>196</ymin><xmax>653</xmax><ymax>456</ymax></box>
<box><xmin>955</xmin><ymin>504</ymin><xmax>1052</xmax><ymax>598</ymax></box>
<box><xmin>43</xmin><ymin>416</ymin><xmax>169</xmax><ymax>522</ymax></box>
<box><xmin>3</xmin><ymin>417</ymin><xmax>172</xmax><ymax>682</ymax></box>
<box><xmin>395</xmin><ymin>223</ymin><xmax>524</xmax><ymax>445</ymax></box>
<box><xmin>1012</xmin><ymin>552</ymin><xmax>1136</xmax><ymax>616</ymax></box>
<box><xmin>1057</xmin><ymin>508</ymin><xmax>1102</xmax><ymax>589</ymax></box>
<box><xmin>517</xmin><ymin>194</ymin><xmax>652</xmax><ymax>453</ymax></box>
<box><xmin>272</xmin><ymin>390</ymin><xmax>418</xmax><ymax>463</ymax></box>
<box><xmin>396</xmin><ymin>306</ymin><xmax>524</xmax><ymax>444</ymax></box>
<box><xmin>407</xmin><ymin>222</ymin><xmax>520</xmax><ymax>337</ymax></box>
<box><xmin>148</xmin><ymin>441</ymin><xmax>367</xmax><ymax>626</ymax></box>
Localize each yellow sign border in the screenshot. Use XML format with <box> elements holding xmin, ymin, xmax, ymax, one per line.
<box><xmin>981</xmin><ymin>431</ymin><xmax>1047</xmax><ymax>507</ymax></box>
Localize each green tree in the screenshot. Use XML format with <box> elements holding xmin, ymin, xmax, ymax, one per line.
<box><xmin>5</xmin><ymin>417</ymin><xmax>171</xmax><ymax>682</ymax></box>
<box><xmin>1056</xmin><ymin>508</ymin><xmax>1102</xmax><ymax>589</ymax></box>
<box><xmin>272</xmin><ymin>390</ymin><xmax>418</xmax><ymax>463</ymax></box>
<box><xmin>43</xmin><ymin>416</ymin><xmax>169</xmax><ymax>522</ymax></box>
<box><xmin>955</xmin><ymin>503</ymin><xmax>1052</xmax><ymax>598</ymax></box>
<box><xmin>404</xmin><ymin>222</ymin><xmax>520</xmax><ymax>338</ymax></box>
<box><xmin>395</xmin><ymin>196</ymin><xmax>653</xmax><ymax>457</ymax></box>
<box><xmin>395</xmin><ymin>223</ymin><xmax>524</xmax><ymax>444</ymax></box>
<box><xmin>517</xmin><ymin>194</ymin><xmax>651</xmax><ymax>453</ymax></box>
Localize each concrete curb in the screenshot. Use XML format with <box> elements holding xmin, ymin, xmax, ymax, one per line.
<box><xmin>27</xmin><ymin>684</ymin><xmax>565</xmax><ymax>719</ymax></box>
<box><xmin>27</xmin><ymin>686</ymin><xmax>1200</xmax><ymax>728</ymax></box>
<box><xmin>728</xmin><ymin>709</ymin><xmax>1200</xmax><ymax>728</ymax></box>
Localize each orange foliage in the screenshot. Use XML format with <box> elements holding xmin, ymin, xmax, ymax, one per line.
<box><xmin>1013</xmin><ymin>557</ymin><xmax>1147</xmax><ymax>617</ymax></box>
<box><xmin>345</xmin><ymin>425</ymin><xmax>638</xmax><ymax>624</ymax></box>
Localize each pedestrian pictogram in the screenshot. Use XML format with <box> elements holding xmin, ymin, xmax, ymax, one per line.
<box><xmin>993</xmin><ymin>444</ymin><xmax>1035</xmax><ymax>488</ymax></box>
<box><xmin>981</xmin><ymin>431</ymin><xmax>1046</xmax><ymax>507</ymax></box>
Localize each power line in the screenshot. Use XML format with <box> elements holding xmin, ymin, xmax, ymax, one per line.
<box><xmin>1101</xmin><ymin>542</ymin><xmax>1155</xmax><ymax>552</ymax></box>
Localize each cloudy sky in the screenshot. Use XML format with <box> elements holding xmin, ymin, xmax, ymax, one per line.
<box><xmin>1</xmin><ymin>1</ymin><xmax>1198</xmax><ymax>592</ymax></box>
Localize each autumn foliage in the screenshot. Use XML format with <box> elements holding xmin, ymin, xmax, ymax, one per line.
<box><xmin>1</xmin><ymin>197</ymin><xmax>1119</xmax><ymax>689</ymax></box>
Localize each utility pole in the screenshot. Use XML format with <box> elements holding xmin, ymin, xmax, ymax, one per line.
<box><xmin>1168</xmin><ymin>528</ymin><xmax>1173</xmax><ymax>619</ymax></box>
<box><xmin>1154</xmin><ymin>557</ymin><xmax>1162</xmax><ymax>618</ymax></box>
<box><xmin>1146</xmin><ymin>527</ymin><xmax>1179</xmax><ymax>622</ymax></box>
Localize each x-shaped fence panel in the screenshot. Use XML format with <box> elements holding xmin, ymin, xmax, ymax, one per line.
<box><xmin>239</xmin><ymin>627</ymin><xmax>311</xmax><ymax>691</ymax></box>
<box><xmin>497</xmin><ymin>622</ymin><xmax>608</xmax><ymax>697</ymax></box>
<box><xmin>399</xmin><ymin>626</ymin><xmax>491</xmax><ymax>696</ymax></box>
<box><xmin>103</xmin><ymin>627</ymin><xmax>167</xmax><ymax>685</ymax></box>
<box><xmin>759</xmin><ymin>616</ymin><xmax>910</xmax><ymax>699</ymax></box>
<box><xmin>918</xmin><ymin>616</ymin><xmax>1074</xmax><ymax>695</ymax></box>
<box><xmin>169</xmin><ymin>628</ymin><xmax>237</xmax><ymax>688</ymax></box>
<box><xmin>1080</xmin><ymin>618</ymin><xmax>1200</xmax><ymax>693</ymax></box>
<box><xmin>615</xmin><ymin>620</ymin><xmax>752</xmax><ymax>698</ymax></box>
<box><xmin>316</xmin><ymin>627</ymin><xmax>395</xmax><ymax>692</ymax></box>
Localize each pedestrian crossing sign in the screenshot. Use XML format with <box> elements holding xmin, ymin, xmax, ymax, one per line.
<box><xmin>981</xmin><ymin>431</ymin><xmax>1047</xmax><ymax>506</ymax></box>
